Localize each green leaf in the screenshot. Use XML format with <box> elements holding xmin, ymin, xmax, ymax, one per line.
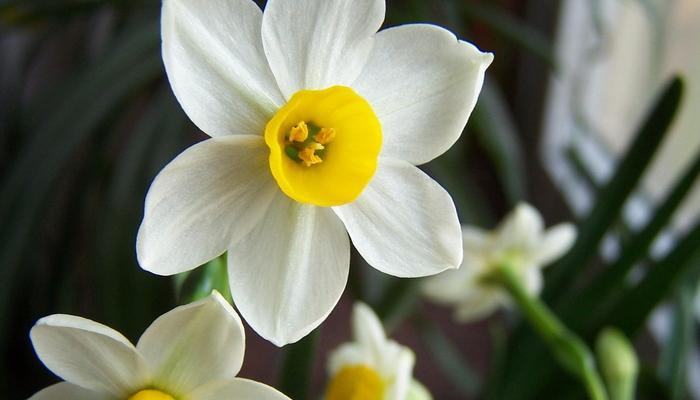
<box><xmin>414</xmin><ymin>311</ymin><xmax>480</xmax><ymax>396</ymax></box>
<box><xmin>470</xmin><ymin>78</ymin><xmax>528</xmax><ymax>206</ymax></box>
<box><xmin>177</xmin><ymin>255</ymin><xmax>231</xmax><ymax>305</ymax></box>
<box><xmin>594</xmin><ymin>219</ymin><xmax>700</xmax><ymax>338</ymax></box>
<box><xmin>544</xmin><ymin>77</ymin><xmax>685</xmax><ymax>302</ymax></box>
<box><xmin>0</xmin><ymin>19</ymin><xmax>161</xmax><ymax>366</ymax></box>
<box><xmin>564</xmin><ymin>143</ymin><xmax>700</xmax><ymax>329</ymax></box>
<box><xmin>374</xmin><ymin>277</ymin><xmax>420</xmax><ymax>331</ymax></box>
<box><xmin>658</xmin><ymin>283</ymin><xmax>694</xmax><ymax>400</ymax></box>
<box><xmin>92</xmin><ymin>89</ymin><xmax>187</xmax><ymax>333</ymax></box>
<box><xmin>424</xmin><ymin>148</ymin><xmax>495</xmax><ymax>227</ymax></box>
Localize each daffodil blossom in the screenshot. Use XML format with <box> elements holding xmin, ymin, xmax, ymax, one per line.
<box><xmin>137</xmin><ymin>0</ymin><xmax>493</xmax><ymax>346</ymax></box>
<box><xmin>423</xmin><ymin>203</ymin><xmax>576</xmax><ymax>323</ymax></box>
<box><xmin>28</xmin><ymin>291</ymin><xmax>290</xmax><ymax>400</ymax></box>
<box><xmin>325</xmin><ymin>303</ymin><xmax>431</xmax><ymax>400</ymax></box>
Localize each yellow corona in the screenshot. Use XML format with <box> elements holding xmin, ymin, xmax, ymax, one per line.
<box><xmin>265</xmin><ymin>86</ymin><xmax>382</xmax><ymax>206</ymax></box>
<box><xmin>326</xmin><ymin>365</ymin><xmax>385</xmax><ymax>400</ymax></box>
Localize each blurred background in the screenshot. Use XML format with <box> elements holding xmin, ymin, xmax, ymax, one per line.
<box><xmin>1</xmin><ymin>0</ymin><xmax>698</xmax><ymax>399</ymax></box>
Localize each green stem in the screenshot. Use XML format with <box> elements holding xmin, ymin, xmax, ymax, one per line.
<box><xmin>494</xmin><ymin>263</ymin><xmax>609</xmax><ymax>400</ymax></box>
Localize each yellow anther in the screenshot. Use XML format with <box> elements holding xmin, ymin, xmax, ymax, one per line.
<box><xmin>299</xmin><ymin>142</ymin><xmax>324</xmax><ymax>167</ymax></box>
<box><xmin>128</xmin><ymin>389</ymin><xmax>176</xmax><ymax>400</ymax></box>
<box><xmin>326</xmin><ymin>365</ymin><xmax>385</xmax><ymax>400</ymax></box>
<box><xmin>288</xmin><ymin>121</ymin><xmax>309</xmax><ymax>142</ymax></box>
<box><xmin>315</xmin><ymin>127</ymin><xmax>336</xmax><ymax>145</ymax></box>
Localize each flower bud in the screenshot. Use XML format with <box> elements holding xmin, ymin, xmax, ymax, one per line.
<box><xmin>596</xmin><ymin>328</ymin><xmax>638</xmax><ymax>400</ymax></box>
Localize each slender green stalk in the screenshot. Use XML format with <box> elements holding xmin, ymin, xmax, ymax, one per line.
<box><xmin>279</xmin><ymin>330</ymin><xmax>318</xmax><ymax>399</ymax></box>
<box><xmin>493</xmin><ymin>263</ymin><xmax>608</xmax><ymax>400</ymax></box>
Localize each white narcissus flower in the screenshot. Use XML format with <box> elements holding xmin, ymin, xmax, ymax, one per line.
<box><xmin>28</xmin><ymin>291</ymin><xmax>290</xmax><ymax>400</ymax></box>
<box><xmin>325</xmin><ymin>303</ymin><xmax>431</xmax><ymax>400</ymax></box>
<box><xmin>423</xmin><ymin>203</ymin><xmax>576</xmax><ymax>323</ymax></box>
<box><xmin>137</xmin><ymin>0</ymin><xmax>493</xmax><ymax>346</ymax></box>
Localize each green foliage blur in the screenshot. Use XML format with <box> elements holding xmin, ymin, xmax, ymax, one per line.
<box><xmin>1</xmin><ymin>1</ymin><xmax>698</xmax><ymax>399</ymax></box>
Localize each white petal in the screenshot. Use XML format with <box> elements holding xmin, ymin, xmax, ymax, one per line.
<box><xmin>228</xmin><ymin>194</ymin><xmax>350</xmax><ymax>346</ymax></box>
<box><xmin>327</xmin><ymin>343</ymin><xmax>372</xmax><ymax>376</ymax></box>
<box><xmin>137</xmin><ymin>135</ymin><xmax>277</xmax><ymax>276</ymax></box>
<box><xmin>382</xmin><ymin>343</ymin><xmax>415</xmax><ymax>400</ymax></box>
<box><xmin>454</xmin><ymin>291</ymin><xmax>503</xmax><ymax>323</ymax></box>
<box><xmin>496</xmin><ymin>203</ymin><xmax>544</xmax><ymax>252</ymax></box>
<box><xmin>30</xmin><ymin>315</ymin><xmax>148</xmax><ymax>397</ymax></box>
<box><xmin>334</xmin><ymin>159</ymin><xmax>462</xmax><ymax>277</ymax></box>
<box><xmin>261</xmin><ymin>0</ymin><xmax>385</xmax><ymax>97</ymax></box>
<box><xmin>189</xmin><ymin>378</ymin><xmax>291</xmax><ymax>400</ymax></box>
<box><xmin>162</xmin><ymin>0</ymin><xmax>284</xmax><ymax>138</ymax></box>
<box><xmin>353</xmin><ymin>24</ymin><xmax>493</xmax><ymax>165</ymax></box>
<box><xmin>352</xmin><ymin>303</ymin><xmax>387</xmax><ymax>352</ymax></box>
<box><xmin>462</xmin><ymin>226</ymin><xmax>491</xmax><ymax>254</ymax></box>
<box><xmin>421</xmin><ymin>267</ymin><xmax>473</xmax><ymax>305</ymax></box>
<box><xmin>136</xmin><ymin>291</ymin><xmax>245</xmax><ymax>394</ymax></box>
<box><xmin>523</xmin><ymin>267</ymin><xmax>544</xmax><ymax>297</ymax></box>
<box><xmin>29</xmin><ymin>382</ymin><xmax>111</xmax><ymax>400</ymax></box>
<box><xmin>407</xmin><ymin>379</ymin><xmax>433</xmax><ymax>400</ymax></box>
<box><xmin>534</xmin><ymin>223</ymin><xmax>576</xmax><ymax>267</ymax></box>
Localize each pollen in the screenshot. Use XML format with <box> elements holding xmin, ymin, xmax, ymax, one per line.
<box><xmin>325</xmin><ymin>365</ymin><xmax>385</xmax><ymax>400</ymax></box>
<box><xmin>283</xmin><ymin>120</ymin><xmax>334</xmax><ymax>167</ymax></box>
<box><xmin>128</xmin><ymin>389</ymin><xmax>176</xmax><ymax>400</ymax></box>
<box><xmin>288</xmin><ymin>121</ymin><xmax>309</xmax><ymax>142</ymax></box>
<box><xmin>315</xmin><ymin>127</ymin><xmax>336</xmax><ymax>145</ymax></box>
<box><xmin>299</xmin><ymin>142</ymin><xmax>325</xmax><ymax>167</ymax></box>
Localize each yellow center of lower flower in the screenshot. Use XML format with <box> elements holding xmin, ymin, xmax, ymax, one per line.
<box><xmin>127</xmin><ymin>389</ymin><xmax>176</xmax><ymax>400</ymax></box>
<box><xmin>264</xmin><ymin>86</ymin><xmax>382</xmax><ymax>206</ymax></box>
<box><xmin>325</xmin><ymin>365</ymin><xmax>385</xmax><ymax>400</ymax></box>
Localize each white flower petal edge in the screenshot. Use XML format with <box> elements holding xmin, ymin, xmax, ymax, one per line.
<box><xmin>136</xmin><ymin>291</ymin><xmax>246</xmax><ymax>395</ymax></box>
<box><xmin>261</xmin><ymin>0</ymin><xmax>385</xmax><ymax>98</ymax></box>
<box><xmin>29</xmin><ymin>382</ymin><xmax>110</xmax><ymax>400</ymax></box>
<box><xmin>462</xmin><ymin>226</ymin><xmax>491</xmax><ymax>255</ymax></box>
<box><xmin>421</xmin><ymin>267</ymin><xmax>474</xmax><ymax>305</ymax></box>
<box><xmin>352</xmin><ymin>302</ymin><xmax>387</xmax><ymax>353</ymax></box>
<box><xmin>534</xmin><ymin>223</ymin><xmax>576</xmax><ymax>267</ymax></box>
<box><xmin>454</xmin><ymin>292</ymin><xmax>503</xmax><ymax>323</ymax></box>
<box><xmin>334</xmin><ymin>159</ymin><xmax>463</xmax><ymax>278</ymax></box>
<box><xmin>407</xmin><ymin>379</ymin><xmax>433</xmax><ymax>400</ymax></box>
<box><xmin>30</xmin><ymin>315</ymin><xmax>148</xmax><ymax>397</ymax></box>
<box><xmin>189</xmin><ymin>378</ymin><xmax>291</xmax><ymax>400</ymax></box>
<box><xmin>384</xmin><ymin>346</ymin><xmax>415</xmax><ymax>400</ymax></box>
<box><xmin>162</xmin><ymin>0</ymin><xmax>284</xmax><ymax>138</ymax></box>
<box><xmin>328</xmin><ymin>303</ymin><xmax>415</xmax><ymax>400</ymax></box>
<box><xmin>228</xmin><ymin>193</ymin><xmax>350</xmax><ymax>346</ymax></box>
<box><xmin>137</xmin><ymin>135</ymin><xmax>278</xmax><ymax>276</ymax></box>
<box><xmin>496</xmin><ymin>203</ymin><xmax>544</xmax><ymax>251</ymax></box>
<box><xmin>353</xmin><ymin>24</ymin><xmax>493</xmax><ymax>165</ymax></box>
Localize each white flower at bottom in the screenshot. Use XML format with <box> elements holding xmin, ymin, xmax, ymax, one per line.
<box><xmin>423</xmin><ymin>203</ymin><xmax>576</xmax><ymax>323</ymax></box>
<box><xmin>325</xmin><ymin>303</ymin><xmax>430</xmax><ymax>400</ymax></box>
<box><xmin>28</xmin><ymin>291</ymin><xmax>289</xmax><ymax>400</ymax></box>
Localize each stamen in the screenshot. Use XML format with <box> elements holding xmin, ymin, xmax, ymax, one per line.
<box><xmin>315</xmin><ymin>127</ymin><xmax>336</xmax><ymax>145</ymax></box>
<box><xmin>299</xmin><ymin>142</ymin><xmax>324</xmax><ymax>167</ymax></box>
<box><xmin>288</xmin><ymin>121</ymin><xmax>309</xmax><ymax>142</ymax></box>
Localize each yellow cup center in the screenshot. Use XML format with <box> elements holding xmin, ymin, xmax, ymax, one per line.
<box><xmin>127</xmin><ymin>389</ymin><xmax>176</xmax><ymax>400</ymax></box>
<box><xmin>325</xmin><ymin>365</ymin><xmax>385</xmax><ymax>400</ymax></box>
<box><xmin>264</xmin><ymin>86</ymin><xmax>382</xmax><ymax>207</ymax></box>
